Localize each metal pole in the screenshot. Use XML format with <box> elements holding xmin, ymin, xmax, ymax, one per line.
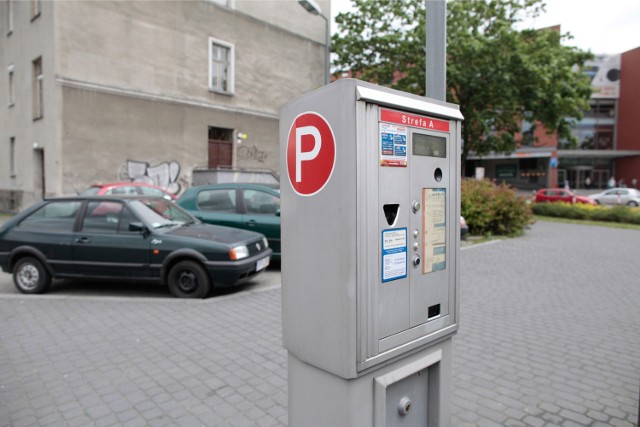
<box><xmin>323</xmin><ymin>14</ymin><xmax>330</xmax><ymax>84</ymax></box>
<box><xmin>425</xmin><ymin>0</ymin><xmax>446</xmax><ymax>101</ymax></box>
<box><xmin>297</xmin><ymin>0</ymin><xmax>330</xmax><ymax>85</ymax></box>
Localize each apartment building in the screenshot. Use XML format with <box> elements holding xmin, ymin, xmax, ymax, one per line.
<box><xmin>1</xmin><ymin>0</ymin><xmax>329</xmax><ymax>211</ymax></box>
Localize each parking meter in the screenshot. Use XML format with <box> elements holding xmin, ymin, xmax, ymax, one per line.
<box><xmin>280</xmin><ymin>79</ymin><xmax>463</xmax><ymax>426</ymax></box>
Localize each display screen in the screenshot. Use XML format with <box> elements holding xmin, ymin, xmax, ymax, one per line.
<box><xmin>413</xmin><ymin>134</ymin><xmax>446</xmax><ymax>158</ymax></box>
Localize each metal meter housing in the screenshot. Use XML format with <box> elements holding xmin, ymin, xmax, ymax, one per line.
<box><xmin>281</xmin><ymin>79</ymin><xmax>462</xmax><ymax>380</ymax></box>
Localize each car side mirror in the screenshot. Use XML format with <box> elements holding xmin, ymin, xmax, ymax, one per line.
<box><xmin>129</xmin><ymin>222</ymin><xmax>147</xmax><ymax>234</ymax></box>
<box><xmin>276</xmin><ymin>209</ymin><xmax>281</xmax><ymax>217</ymax></box>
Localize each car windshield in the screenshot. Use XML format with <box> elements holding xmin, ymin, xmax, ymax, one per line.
<box><xmin>129</xmin><ymin>199</ymin><xmax>197</xmax><ymax>228</ymax></box>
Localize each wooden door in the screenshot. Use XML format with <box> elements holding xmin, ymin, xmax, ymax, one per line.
<box><xmin>208</xmin><ymin>140</ymin><xmax>232</xmax><ymax>168</ymax></box>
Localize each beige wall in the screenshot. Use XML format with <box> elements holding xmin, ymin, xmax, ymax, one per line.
<box><xmin>0</xmin><ymin>0</ymin><xmax>59</xmax><ymax>208</ymax></box>
<box><xmin>60</xmin><ymin>86</ymin><xmax>279</xmax><ymax>196</ymax></box>
<box><xmin>55</xmin><ymin>0</ymin><xmax>326</xmax><ymax>114</ymax></box>
<box><xmin>237</xmin><ymin>0</ymin><xmax>330</xmax><ymax>45</ymax></box>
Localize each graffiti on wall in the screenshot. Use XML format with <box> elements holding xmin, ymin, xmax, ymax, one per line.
<box><xmin>118</xmin><ymin>160</ymin><xmax>182</xmax><ymax>195</ymax></box>
<box><xmin>237</xmin><ymin>145</ymin><xmax>268</xmax><ymax>163</ymax></box>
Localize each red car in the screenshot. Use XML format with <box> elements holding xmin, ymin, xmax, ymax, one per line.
<box><xmin>82</xmin><ymin>182</ymin><xmax>177</xmax><ymax>200</ymax></box>
<box><xmin>534</xmin><ymin>188</ymin><xmax>596</xmax><ymax>205</ymax></box>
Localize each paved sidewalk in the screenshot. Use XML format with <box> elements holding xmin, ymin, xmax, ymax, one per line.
<box><xmin>0</xmin><ymin>220</ymin><xmax>639</xmax><ymax>426</ymax></box>
<box><xmin>452</xmin><ymin>221</ymin><xmax>640</xmax><ymax>427</ymax></box>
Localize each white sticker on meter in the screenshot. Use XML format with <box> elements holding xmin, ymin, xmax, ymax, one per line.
<box><xmin>381</xmin><ymin>228</ymin><xmax>408</xmax><ymax>282</ymax></box>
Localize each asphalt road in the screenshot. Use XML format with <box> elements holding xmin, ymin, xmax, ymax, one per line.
<box><xmin>1</xmin><ymin>221</ymin><xmax>639</xmax><ymax>426</ymax></box>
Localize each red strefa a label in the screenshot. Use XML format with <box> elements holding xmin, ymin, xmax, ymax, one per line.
<box><xmin>380</xmin><ymin>109</ymin><xmax>449</xmax><ymax>133</ymax></box>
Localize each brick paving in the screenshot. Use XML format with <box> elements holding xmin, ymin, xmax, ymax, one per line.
<box><xmin>452</xmin><ymin>221</ymin><xmax>640</xmax><ymax>427</ymax></box>
<box><xmin>0</xmin><ymin>220</ymin><xmax>639</xmax><ymax>426</ymax></box>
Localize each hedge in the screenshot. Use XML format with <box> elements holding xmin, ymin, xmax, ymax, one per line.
<box><xmin>531</xmin><ymin>202</ymin><xmax>640</xmax><ymax>225</ymax></box>
<box><xmin>461</xmin><ymin>179</ymin><xmax>533</xmax><ymax>237</ymax></box>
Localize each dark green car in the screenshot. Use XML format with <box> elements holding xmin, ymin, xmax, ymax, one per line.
<box><xmin>177</xmin><ymin>183</ymin><xmax>281</xmax><ymax>258</ymax></box>
<box><xmin>0</xmin><ymin>196</ymin><xmax>272</xmax><ymax>298</ymax></box>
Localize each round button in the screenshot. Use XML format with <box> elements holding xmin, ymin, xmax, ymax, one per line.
<box><xmin>412</xmin><ymin>200</ymin><xmax>421</xmax><ymax>213</ymax></box>
<box><xmin>413</xmin><ymin>229</ymin><xmax>419</xmax><ymax>238</ymax></box>
<box><xmin>413</xmin><ymin>242</ymin><xmax>419</xmax><ymax>251</ymax></box>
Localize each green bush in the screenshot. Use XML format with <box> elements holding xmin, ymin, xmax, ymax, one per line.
<box><xmin>531</xmin><ymin>202</ymin><xmax>640</xmax><ymax>225</ymax></box>
<box><xmin>461</xmin><ymin>179</ymin><xmax>533</xmax><ymax>237</ymax></box>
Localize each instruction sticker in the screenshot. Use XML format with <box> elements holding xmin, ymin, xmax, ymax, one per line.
<box><xmin>379</xmin><ymin>123</ymin><xmax>407</xmax><ymax>167</ymax></box>
<box><xmin>382</xmin><ymin>228</ymin><xmax>408</xmax><ymax>282</ymax></box>
<box><xmin>423</xmin><ymin>189</ymin><xmax>446</xmax><ymax>273</ymax></box>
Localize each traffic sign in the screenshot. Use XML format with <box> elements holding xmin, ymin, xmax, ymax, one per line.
<box><xmin>286</xmin><ymin>112</ymin><xmax>336</xmax><ymax>196</ymax></box>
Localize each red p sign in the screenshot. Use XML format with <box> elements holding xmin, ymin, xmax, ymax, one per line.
<box><xmin>286</xmin><ymin>112</ymin><xmax>336</xmax><ymax>196</ymax></box>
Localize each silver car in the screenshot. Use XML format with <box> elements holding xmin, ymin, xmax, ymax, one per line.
<box><xmin>591</xmin><ymin>188</ymin><xmax>640</xmax><ymax>207</ymax></box>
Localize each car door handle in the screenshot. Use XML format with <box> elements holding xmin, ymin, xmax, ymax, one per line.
<box><xmin>244</xmin><ymin>220</ymin><xmax>257</xmax><ymax>226</ymax></box>
<box><xmin>75</xmin><ymin>237</ymin><xmax>91</xmax><ymax>244</ymax></box>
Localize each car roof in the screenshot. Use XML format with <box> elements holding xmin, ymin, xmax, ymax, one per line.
<box><xmin>42</xmin><ymin>195</ymin><xmax>169</xmax><ymax>202</ymax></box>
<box><xmin>188</xmin><ymin>183</ymin><xmax>280</xmax><ymax>192</ymax></box>
<box><xmin>91</xmin><ymin>182</ymin><xmax>165</xmax><ymax>189</ymax></box>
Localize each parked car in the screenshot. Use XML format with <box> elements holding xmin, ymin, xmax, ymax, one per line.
<box><xmin>82</xmin><ymin>182</ymin><xmax>177</xmax><ymax>200</ymax></box>
<box><xmin>534</xmin><ymin>188</ymin><xmax>596</xmax><ymax>205</ymax></box>
<box><xmin>178</xmin><ymin>183</ymin><xmax>281</xmax><ymax>258</ymax></box>
<box><xmin>590</xmin><ymin>188</ymin><xmax>640</xmax><ymax>207</ymax></box>
<box><xmin>178</xmin><ymin>183</ymin><xmax>471</xmax><ymax>255</ymax></box>
<box><xmin>0</xmin><ymin>196</ymin><xmax>272</xmax><ymax>298</ymax></box>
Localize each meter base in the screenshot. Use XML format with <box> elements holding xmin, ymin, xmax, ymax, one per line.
<box><xmin>288</xmin><ymin>338</ymin><xmax>453</xmax><ymax>427</ymax></box>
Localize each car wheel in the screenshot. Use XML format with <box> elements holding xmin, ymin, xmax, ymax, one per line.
<box><xmin>13</xmin><ymin>257</ymin><xmax>51</xmax><ymax>294</ymax></box>
<box><xmin>595</xmin><ymin>200</ymin><xmax>600</xmax><ymax>205</ymax></box>
<box><xmin>627</xmin><ymin>201</ymin><xmax>639</xmax><ymax>207</ymax></box>
<box><xmin>167</xmin><ymin>260</ymin><xmax>211</xmax><ymax>298</ymax></box>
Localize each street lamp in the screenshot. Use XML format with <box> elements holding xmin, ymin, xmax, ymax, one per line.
<box><xmin>298</xmin><ymin>0</ymin><xmax>330</xmax><ymax>85</ymax></box>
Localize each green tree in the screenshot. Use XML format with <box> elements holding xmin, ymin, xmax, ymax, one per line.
<box><xmin>332</xmin><ymin>0</ymin><xmax>593</xmax><ymax>173</ymax></box>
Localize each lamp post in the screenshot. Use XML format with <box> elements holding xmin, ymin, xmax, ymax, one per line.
<box><xmin>425</xmin><ymin>0</ymin><xmax>446</xmax><ymax>102</ymax></box>
<box><xmin>298</xmin><ymin>0</ymin><xmax>330</xmax><ymax>85</ymax></box>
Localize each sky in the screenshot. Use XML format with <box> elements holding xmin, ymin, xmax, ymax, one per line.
<box><xmin>330</xmin><ymin>0</ymin><xmax>640</xmax><ymax>55</ymax></box>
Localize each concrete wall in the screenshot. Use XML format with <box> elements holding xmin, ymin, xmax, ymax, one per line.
<box><xmin>60</xmin><ymin>86</ymin><xmax>279</xmax><ymax>196</ymax></box>
<box><xmin>236</xmin><ymin>0</ymin><xmax>330</xmax><ymax>45</ymax></box>
<box><xmin>0</xmin><ymin>0</ymin><xmax>59</xmax><ymax>209</ymax></box>
<box><xmin>55</xmin><ymin>0</ymin><xmax>326</xmax><ymax>114</ymax></box>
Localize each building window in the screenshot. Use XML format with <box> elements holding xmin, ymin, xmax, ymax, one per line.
<box><xmin>209</xmin><ymin>38</ymin><xmax>234</xmax><ymax>94</ymax></box>
<box><xmin>6</xmin><ymin>0</ymin><xmax>13</xmax><ymax>35</ymax></box>
<box><xmin>9</xmin><ymin>137</ymin><xmax>16</xmax><ymax>177</ymax></box>
<box><xmin>33</xmin><ymin>57</ymin><xmax>43</xmax><ymax>120</ymax></box>
<box><xmin>585</xmin><ymin>100</ymin><xmax>616</xmax><ymax>118</ymax></box>
<box><xmin>520</xmin><ymin>119</ymin><xmax>535</xmax><ymax>147</ymax></box>
<box><xmin>8</xmin><ymin>64</ymin><xmax>15</xmax><ymax>107</ymax></box>
<box><xmin>31</xmin><ymin>0</ymin><xmax>41</xmax><ymax>20</ymax></box>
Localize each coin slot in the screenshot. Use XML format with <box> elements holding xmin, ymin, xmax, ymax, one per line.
<box><xmin>383</xmin><ymin>204</ymin><xmax>400</xmax><ymax>226</ymax></box>
<box><xmin>434</xmin><ymin>168</ymin><xmax>443</xmax><ymax>182</ymax></box>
